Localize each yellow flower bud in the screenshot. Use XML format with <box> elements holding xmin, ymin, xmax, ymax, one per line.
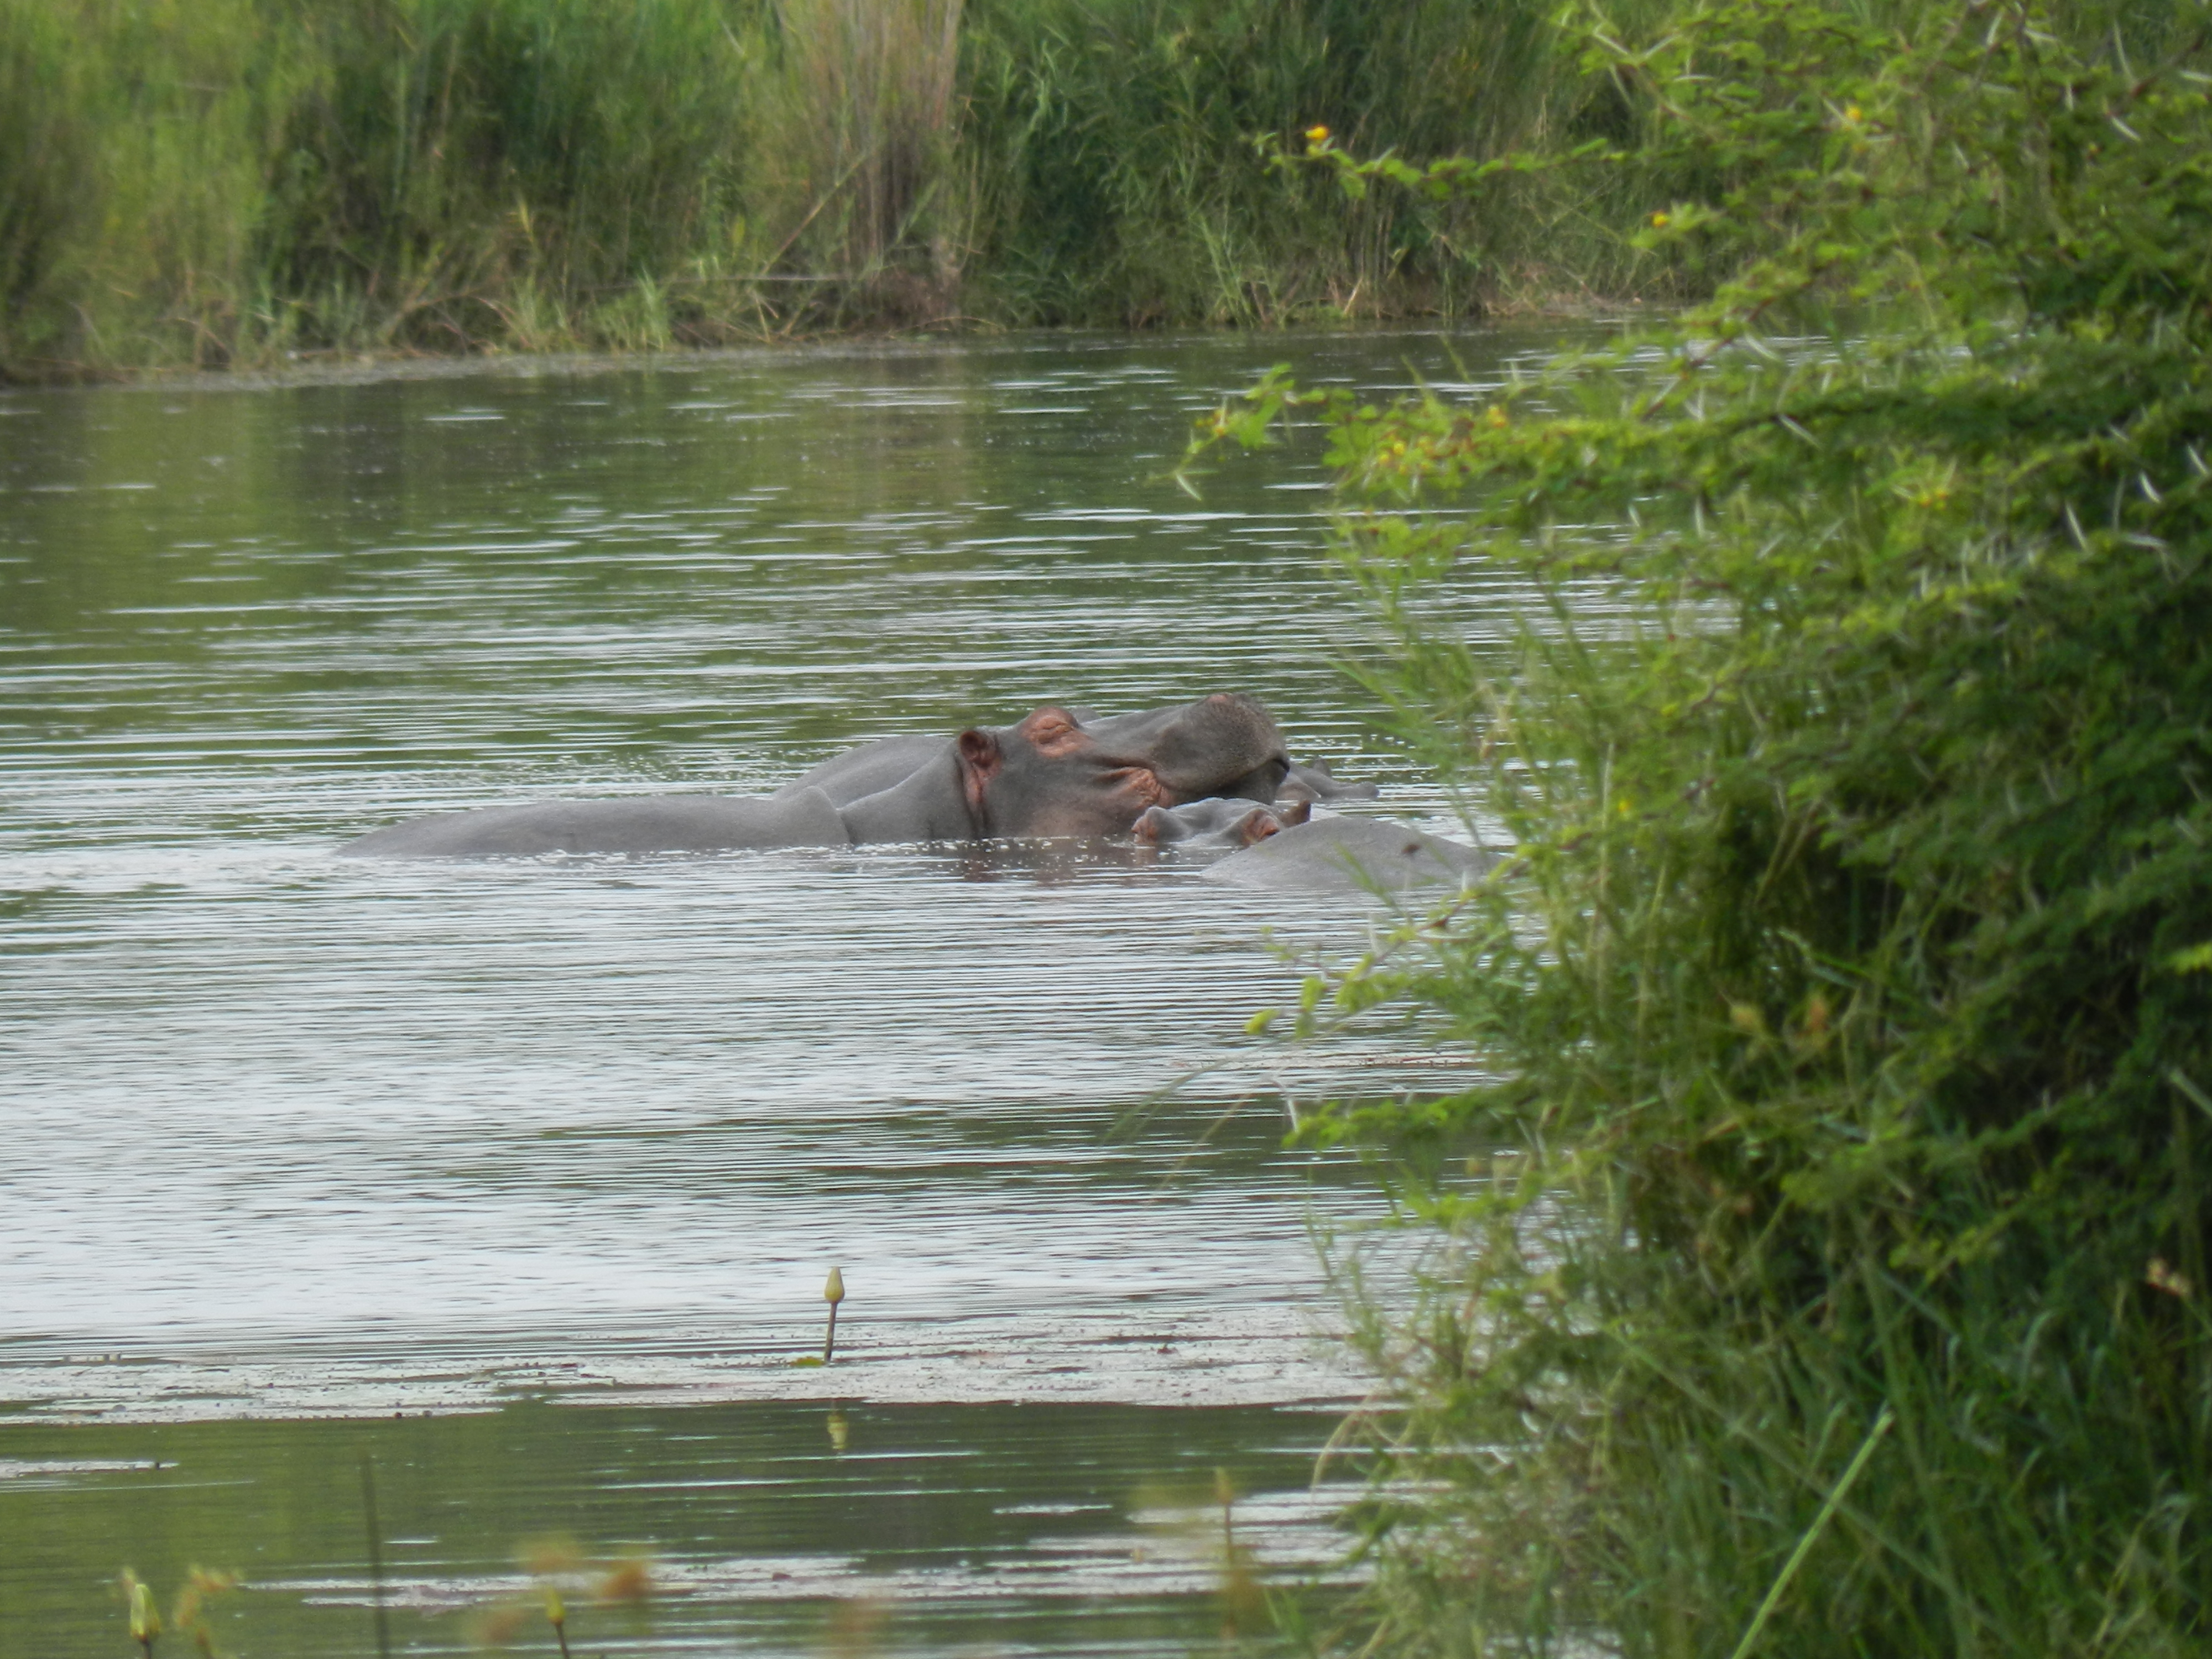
<box><xmin>124</xmin><ymin>1574</ymin><xmax>161</xmax><ymax>1645</ymax></box>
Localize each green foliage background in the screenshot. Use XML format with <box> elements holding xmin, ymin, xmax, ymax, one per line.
<box><xmin>0</xmin><ymin>0</ymin><xmax>1659</xmax><ymax>376</ymax></box>
<box><xmin>1193</xmin><ymin>1</ymin><xmax>2212</xmax><ymax>1651</ymax></box>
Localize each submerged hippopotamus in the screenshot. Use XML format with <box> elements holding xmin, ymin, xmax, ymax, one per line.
<box><xmin>1134</xmin><ymin>795</ymin><xmax>1310</xmax><ymax>848</ymax></box>
<box><xmin>1203</xmin><ymin>815</ymin><xmax>1500</xmax><ymax>893</ymax></box>
<box><xmin>340</xmin><ymin>695</ymin><xmax>1362</xmax><ymax>859</ymax></box>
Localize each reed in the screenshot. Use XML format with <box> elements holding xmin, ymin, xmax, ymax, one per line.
<box><xmin>9</xmin><ymin>1</ymin><xmax>2174</xmax><ymax>371</ymax></box>
<box><xmin>0</xmin><ymin>0</ymin><xmax>1685</xmax><ymax>376</ymax></box>
<box><xmin>0</xmin><ymin>0</ymin><xmax>279</xmax><ymax>372</ymax></box>
<box><xmin>757</xmin><ymin>0</ymin><xmax>964</xmax><ymax>307</ymax></box>
<box><xmin>261</xmin><ymin>0</ymin><xmax>766</xmax><ymax>352</ymax></box>
<box><xmin>957</xmin><ymin>0</ymin><xmax>1630</xmax><ymax>326</ymax></box>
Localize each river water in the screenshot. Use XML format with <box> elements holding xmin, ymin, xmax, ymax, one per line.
<box><xmin>0</xmin><ymin>329</ymin><xmax>1567</xmax><ymax>1656</ymax></box>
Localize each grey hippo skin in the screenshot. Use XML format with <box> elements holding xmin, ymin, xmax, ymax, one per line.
<box><xmin>1203</xmin><ymin>815</ymin><xmax>1500</xmax><ymax>894</ymax></box>
<box><xmin>1132</xmin><ymin>796</ymin><xmax>1310</xmax><ymax>848</ymax></box>
<box><xmin>784</xmin><ymin>738</ymin><xmax>1375</xmax><ymax>814</ymax></box>
<box><xmin>1279</xmin><ymin>758</ymin><xmax>1379</xmax><ymax>804</ymax></box>
<box><xmin>339</xmin><ymin>695</ymin><xmax>1293</xmax><ymax>858</ymax></box>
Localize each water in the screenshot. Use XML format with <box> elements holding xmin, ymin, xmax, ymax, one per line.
<box><xmin>1</xmin><ymin>1401</ymin><xmax>1353</xmax><ymax>1656</ymax></box>
<box><xmin>0</xmin><ymin>328</ymin><xmax>1576</xmax><ymax>1655</ymax></box>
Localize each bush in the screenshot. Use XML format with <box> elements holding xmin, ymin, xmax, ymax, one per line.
<box><xmin>1201</xmin><ymin>1</ymin><xmax>2212</xmax><ymax>1651</ymax></box>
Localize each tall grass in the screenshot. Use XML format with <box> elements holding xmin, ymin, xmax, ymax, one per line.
<box><xmin>263</xmin><ymin>0</ymin><xmax>766</xmax><ymax>353</ymax></box>
<box><xmin>762</xmin><ymin>0</ymin><xmax>965</xmax><ymax>301</ymax></box>
<box><xmin>957</xmin><ymin>0</ymin><xmax>1657</xmax><ymax>326</ymax></box>
<box><xmin>0</xmin><ymin>0</ymin><xmax>281</xmax><ymax>371</ymax></box>
<box><xmin>0</xmin><ymin>0</ymin><xmax>1668</xmax><ymax>375</ymax></box>
<box><xmin>14</xmin><ymin>0</ymin><xmax>2157</xmax><ymax>375</ymax></box>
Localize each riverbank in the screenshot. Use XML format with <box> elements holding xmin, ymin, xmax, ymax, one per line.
<box><xmin>0</xmin><ymin>0</ymin><xmax>1670</xmax><ymax>382</ymax></box>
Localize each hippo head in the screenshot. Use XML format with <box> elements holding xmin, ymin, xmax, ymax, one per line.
<box><xmin>1132</xmin><ymin>796</ymin><xmax>1311</xmax><ymax>848</ymax></box>
<box><xmin>954</xmin><ymin>694</ymin><xmax>1288</xmax><ymax>839</ymax></box>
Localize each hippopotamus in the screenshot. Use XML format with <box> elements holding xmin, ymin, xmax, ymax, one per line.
<box><xmin>770</xmin><ymin>723</ymin><xmax>1371</xmax><ymax>814</ymax></box>
<box><xmin>1133</xmin><ymin>796</ymin><xmax>1310</xmax><ymax>848</ymax></box>
<box><xmin>1276</xmin><ymin>759</ymin><xmax>1378</xmax><ymax>805</ymax></box>
<box><xmin>1203</xmin><ymin>815</ymin><xmax>1500</xmax><ymax>893</ymax></box>
<box><xmin>340</xmin><ymin>695</ymin><xmax>1308</xmax><ymax>859</ymax></box>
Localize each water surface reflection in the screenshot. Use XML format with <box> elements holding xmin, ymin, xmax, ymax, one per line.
<box><xmin>1</xmin><ymin>1400</ymin><xmax>1354</xmax><ymax>1657</ymax></box>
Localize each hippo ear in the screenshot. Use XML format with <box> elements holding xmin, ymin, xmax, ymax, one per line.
<box><xmin>955</xmin><ymin>728</ymin><xmax>1001</xmax><ymax>824</ymax></box>
<box><xmin>1239</xmin><ymin>808</ymin><xmax>1284</xmax><ymax>846</ymax></box>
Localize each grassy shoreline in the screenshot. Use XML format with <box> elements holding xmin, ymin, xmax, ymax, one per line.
<box><xmin>0</xmin><ymin>0</ymin><xmax>1671</xmax><ymax>383</ymax></box>
<box><xmin>0</xmin><ymin>310</ymin><xmax>1647</xmax><ymax>400</ymax></box>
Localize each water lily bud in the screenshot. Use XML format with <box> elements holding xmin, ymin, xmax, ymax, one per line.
<box><xmin>824</xmin><ymin>1267</ymin><xmax>846</xmax><ymax>1305</ymax></box>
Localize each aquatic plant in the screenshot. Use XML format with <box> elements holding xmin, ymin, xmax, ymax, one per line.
<box><xmin>360</xmin><ymin>1454</ymin><xmax>393</xmax><ymax>1659</ymax></box>
<box><xmin>1211</xmin><ymin>1466</ymin><xmax>1267</xmax><ymax>1637</ymax></box>
<box><xmin>115</xmin><ymin>1566</ymin><xmax>241</xmax><ymax>1658</ymax></box>
<box><xmin>469</xmin><ymin>1535</ymin><xmax>656</xmax><ymax>1654</ymax></box>
<box><xmin>261</xmin><ymin>0</ymin><xmax>769</xmax><ymax>352</ymax></box>
<box><xmin>823</xmin><ymin>1265</ymin><xmax>847</xmax><ymax>1360</ymax></box>
<box><xmin>1198</xmin><ymin>0</ymin><xmax>2212</xmax><ymax>1651</ymax></box>
<box><xmin>119</xmin><ymin>1568</ymin><xmax>161</xmax><ymax>1657</ymax></box>
<box><xmin>0</xmin><ymin>0</ymin><xmax>280</xmax><ymax>372</ymax></box>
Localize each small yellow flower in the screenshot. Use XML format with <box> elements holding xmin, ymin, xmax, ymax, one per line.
<box><xmin>1485</xmin><ymin>406</ymin><xmax>1509</xmax><ymax>428</ymax></box>
<box><xmin>1844</xmin><ymin>102</ymin><xmax>1863</xmax><ymax>123</ymax></box>
<box><xmin>1305</xmin><ymin>124</ymin><xmax>1330</xmax><ymax>143</ymax></box>
<box><xmin>1650</xmin><ymin>210</ymin><xmax>1670</xmax><ymax>228</ymax></box>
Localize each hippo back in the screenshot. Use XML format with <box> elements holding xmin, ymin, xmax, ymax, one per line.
<box><xmin>1203</xmin><ymin>815</ymin><xmax>1498</xmax><ymax>893</ymax></box>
